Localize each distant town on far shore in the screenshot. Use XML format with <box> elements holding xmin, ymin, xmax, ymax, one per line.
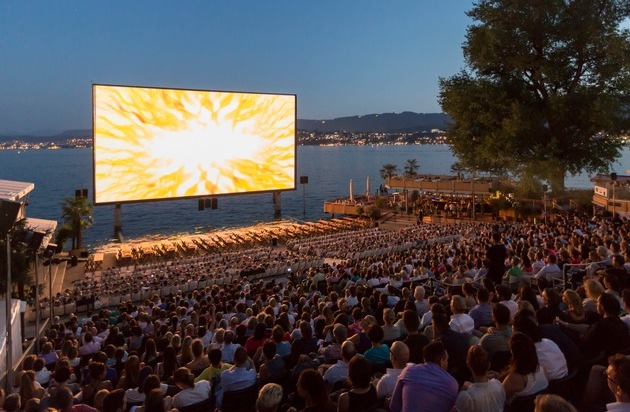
<box><xmin>0</xmin><ymin>112</ymin><xmax>450</xmax><ymax>149</ymax></box>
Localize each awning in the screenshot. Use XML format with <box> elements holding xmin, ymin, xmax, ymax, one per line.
<box><xmin>0</xmin><ymin>179</ymin><xmax>35</xmax><ymax>201</ymax></box>
<box><xmin>25</xmin><ymin>218</ymin><xmax>58</xmax><ymax>249</ymax></box>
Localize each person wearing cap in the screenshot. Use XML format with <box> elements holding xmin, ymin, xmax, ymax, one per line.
<box><xmin>171</xmin><ymin>367</ymin><xmax>211</xmax><ymax>409</ymax></box>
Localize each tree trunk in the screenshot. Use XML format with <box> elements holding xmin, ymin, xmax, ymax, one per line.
<box><xmin>548</xmin><ymin>164</ymin><xmax>566</xmax><ymax>196</ymax></box>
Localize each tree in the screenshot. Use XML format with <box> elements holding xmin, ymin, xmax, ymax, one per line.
<box><xmin>0</xmin><ymin>219</ymin><xmax>37</xmax><ymax>298</ymax></box>
<box><xmin>380</xmin><ymin>164</ymin><xmax>399</xmax><ymax>181</ymax></box>
<box><xmin>439</xmin><ymin>0</ymin><xmax>630</xmax><ymax>194</ymax></box>
<box><xmin>61</xmin><ymin>196</ymin><xmax>94</xmax><ymax>250</ymax></box>
<box><xmin>404</xmin><ymin>159</ymin><xmax>419</xmax><ymax>177</ymax></box>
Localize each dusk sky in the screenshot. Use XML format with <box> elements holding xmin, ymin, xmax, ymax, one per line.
<box><xmin>1</xmin><ymin>1</ymin><xmax>474</xmax><ymax>135</ymax></box>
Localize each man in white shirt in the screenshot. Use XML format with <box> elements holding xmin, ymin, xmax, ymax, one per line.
<box><xmin>375</xmin><ymin>341</ymin><xmax>410</xmax><ymax>399</ymax></box>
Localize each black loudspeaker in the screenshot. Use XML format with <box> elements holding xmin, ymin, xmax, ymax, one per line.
<box><xmin>80</xmin><ymin>251</ymin><xmax>89</xmax><ymax>258</ymax></box>
<box><xmin>82</xmin><ymin>188</ymin><xmax>88</xmax><ymax>198</ymax></box>
<box><xmin>272</xmin><ymin>238</ymin><xmax>278</xmax><ymax>247</ymax></box>
<box><xmin>211</xmin><ymin>198</ymin><xmax>218</xmax><ymax>209</ymax></box>
<box><xmin>198</xmin><ymin>199</ymin><xmax>205</xmax><ymax>211</ymax></box>
<box><xmin>300</xmin><ymin>176</ymin><xmax>308</xmax><ymax>184</ymax></box>
<box><xmin>75</xmin><ymin>189</ymin><xmax>82</xmax><ymax>198</ymax></box>
<box><xmin>0</xmin><ymin>200</ymin><xmax>21</xmax><ymax>236</ymax></box>
<box><xmin>71</xmin><ymin>255</ymin><xmax>78</xmax><ymax>267</ymax></box>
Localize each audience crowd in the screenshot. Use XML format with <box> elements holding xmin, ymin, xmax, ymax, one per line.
<box><xmin>4</xmin><ymin>213</ymin><xmax>630</xmax><ymax>412</ymax></box>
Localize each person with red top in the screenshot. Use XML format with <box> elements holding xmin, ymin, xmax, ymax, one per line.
<box><xmin>244</xmin><ymin>323</ymin><xmax>267</xmax><ymax>357</ymax></box>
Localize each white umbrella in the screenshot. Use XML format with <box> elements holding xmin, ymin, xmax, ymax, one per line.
<box><xmin>349</xmin><ymin>179</ymin><xmax>354</xmax><ymax>203</ymax></box>
<box><xmin>366</xmin><ymin>176</ymin><xmax>370</xmax><ymax>199</ymax></box>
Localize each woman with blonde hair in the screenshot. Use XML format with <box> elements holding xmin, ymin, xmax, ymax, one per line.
<box><xmin>583</xmin><ymin>279</ymin><xmax>604</xmax><ymax>314</ymax></box>
<box><xmin>560</xmin><ymin>290</ymin><xmax>588</xmax><ymax>324</ymax></box>
<box><xmin>19</xmin><ymin>371</ymin><xmax>45</xmax><ymax>408</ymax></box>
<box><xmin>177</xmin><ymin>336</ymin><xmax>193</xmax><ymax>366</ymax></box>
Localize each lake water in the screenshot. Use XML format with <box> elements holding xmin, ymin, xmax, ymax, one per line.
<box><xmin>1</xmin><ymin>145</ymin><xmax>628</xmax><ymax>249</ymax></box>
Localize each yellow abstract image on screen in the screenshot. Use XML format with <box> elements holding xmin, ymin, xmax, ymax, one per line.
<box><xmin>93</xmin><ymin>85</ymin><xmax>296</xmax><ymax>204</ymax></box>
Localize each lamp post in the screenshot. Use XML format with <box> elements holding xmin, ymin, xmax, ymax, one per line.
<box><xmin>0</xmin><ymin>200</ymin><xmax>21</xmax><ymax>393</ymax></box>
<box><xmin>300</xmin><ymin>176</ymin><xmax>308</xmax><ymax>217</ymax></box>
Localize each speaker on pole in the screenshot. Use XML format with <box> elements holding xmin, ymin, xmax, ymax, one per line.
<box><xmin>300</xmin><ymin>176</ymin><xmax>309</xmax><ymax>184</ymax></box>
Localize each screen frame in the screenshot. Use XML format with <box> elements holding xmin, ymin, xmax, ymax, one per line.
<box><xmin>92</xmin><ymin>83</ymin><xmax>297</xmax><ymax>206</ymax></box>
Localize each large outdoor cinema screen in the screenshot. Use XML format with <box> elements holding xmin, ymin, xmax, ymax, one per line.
<box><xmin>93</xmin><ymin>84</ymin><xmax>296</xmax><ymax>205</ymax></box>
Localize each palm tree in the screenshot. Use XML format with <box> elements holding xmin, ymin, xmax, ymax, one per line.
<box><xmin>0</xmin><ymin>219</ymin><xmax>37</xmax><ymax>298</ymax></box>
<box><xmin>61</xmin><ymin>196</ymin><xmax>94</xmax><ymax>250</ymax></box>
<box><xmin>404</xmin><ymin>159</ymin><xmax>419</xmax><ymax>177</ymax></box>
<box><xmin>450</xmin><ymin>162</ymin><xmax>468</xmax><ymax>180</ymax></box>
<box><xmin>379</xmin><ymin>164</ymin><xmax>399</xmax><ymax>182</ymax></box>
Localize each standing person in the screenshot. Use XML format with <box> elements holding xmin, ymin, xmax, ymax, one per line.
<box><xmin>455</xmin><ymin>345</ymin><xmax>506</xmax><ymax>412</ymax></box>
<box><xmin>389</xmin><ymin>341</ymin><xmax>459</xmax><ymax>412</ymax></box>
<box><xmin>487</xmin><ymin>233</ymin><xmax>507</xmax><ymax>286</ymax></box>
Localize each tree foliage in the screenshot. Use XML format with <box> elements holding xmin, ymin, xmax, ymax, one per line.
<box><xmin>0</xmin><ymin>219</ymin><xmax>37</xmax><ymax>297</ymax></box>
<box><xmin>439</xmin><ymin>0</ymin><xmax>630</xmax><ymax>193</ymax></box>
<box><xmin>61</xmin><ymin>197</ymin><xmax>94</xmax><ymax>250</ymax></box>
<box><xmin>379</xmin><ymin>164</ymin><xmax>399</xmax><ymax>181</ymax></box>
<box><xmin>404</xmin><ymin>159</ymin><xmax>419</xmax><ymax>177</ymax></box>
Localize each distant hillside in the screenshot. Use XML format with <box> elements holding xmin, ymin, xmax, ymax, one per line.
<box><xmin>0</xmin><ymin>129</ymin><xmax>91</xmax><ymax>142</ymax></box>
<box><xmin>298</xmin><ymin>112</ymin><xmax>449</xmax><ymax>132</ymax></box>
<box><xmin>0</xmin><ymin>112</ymin><xmax>450</xmax><ymax>142</ymax></box>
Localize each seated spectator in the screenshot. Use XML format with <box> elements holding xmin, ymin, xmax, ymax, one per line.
<box><xmin>363</xmin><ymin>324</ymin><xmax>390</xmax><ymax>366</ymax></box>
<box><xmin>295</xmin><ymin>369</ymin><xmax>335</xmax><ymax>412</ymax></box>
<box><xmin>221</xmin><ymin>331</ymin><xmax>241</xmax><ymax>364</ymax></box>
<box><xmin>322</xmin><ymin>341</ymin><xmax>355</xmax><ymax>388</ymax></box>
<box><xmin>256</xmin><ymin>341</ymin><xmax>286</xmax><ymax>383</ymax></box>
<box><xmin>219</xmin><ymin>346</ymin><xmax>257</xmax><ymax>407</ymax></box>
<box><xmin>256</xmin><ymin>383</ymin><xmax>283</xmax><ymax>412</ymax></box>
<box><xmin>502</xmin><ymin>332</ymin><xmax>548</xmax><ymax>405</ymax></box>
<box><xmin>496</xmin><ymin>285</ymin><xmax>518</xmax><ymax>319</ymax></box>
<box><xmin>432</xmin><ymin>311</ymin><xmax>470</xmax><ymax>385</ymax></box>
<box><xmin>245</xmin><ymin>323</ymin><xmax>268</xmax><ymax>357</ymax></box>
<box><xmin>33</xmin><ymin>358</ymin><xmax>51</xmax><ymax>387</ymax></box>
<box><xmin>479</xmin><ymin>303</ymin><xmax>512</xmax><ymax>361</ymax></box>
<box><xmin>469</xmin><ymin>288</ymin><xmax>494</xmax><ymax>330</ymax></box>
<box><xmin>414</xmin><ymin>286</ymin><xmax>430</xmax><ymax>317</ymax></box>
<box><xmin>290</xmin><ymin>321</ymin><xmax>319</xmax><ymax>367</ymax></box>
<box><xmin>390</xmin><ymin>341</ymin><xmax>459</xmax><ymax>412</ymax></box>
<box><xmin>513</xmin><ymin>315</ymin><xmax>568</xmax><ymax>380</ymax></box>
<box><xmin>171</xmin><ymin>367</ymin><xmax>211</xmax><ymax>409</ymax></box>
<box><xmin>185</xmin><ymin>339</ymin><xmax>210</xmax><ymax>376</ymax></box>
<box><xmin>195</xmin><ymin>348</ymin><xmax>231</xmax><ymax>383</ymax></box>
<box><xmin>537</xmin><ymin>288</ymin><xmax>563</xmax><ymax>325</ymax></box>
<box><xmin>375</xmin><ymin>341</ymin><xmax>409</xmax><ymax>400</ymax></box>
<box><xmin>604</xmin><ymin>354</ymin><xmax>630</xmax><ymax>411</ymax></box>
<box><xmin>450</xmin><ymin>295</ymin><xmax>475</xmax><ymax>336</ymax></box>
<box><xmin>80</xmin><ymin>362</ymin><xmax>113</xmax><ymax>407</ymax></box>
<box><xmin>557</xmin><ymin>292</ymin><xmax>630</xmax><ymax>358</ymax></box>
<box><xmin>535</xmin><ymin>254</ymin><xmax>562</xmax><ymax>282</ymax></box>
<box><xmin>455</xmin><ymin>345</ymin><xmax>505</xmax><ymax>412</ymax></box>
<box><xmin>319</xmin><ymin>323</ymin><xmax>346</xmax><ymax>363</ymax></box>
<box><xmin>402</xmin><ymin>309</ymin><xmax>430</xmax><ymax>364</ymax></box>
<box><xmin>348</xmin><ymin>315</ymin><xmax>377</xmax><ymax>355</ymax></box>
<box><xmin>533</xmin><ymin>394</ymin><xmax>577</xmax><ymax>412</ymax></box>
<box><xmin>382</xmin><ymin>308</ymin><xmax>402</xmax><ymax>342</ymax></box>
<box><xmin>53</xmin><ymin>386</ymin><xmax>98</xmax><ymax>412</ymax></box>
<box><xmin>337</xmin><ymin>355</ymin><xmax>379</xmax><ymax>412</ymax></box>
